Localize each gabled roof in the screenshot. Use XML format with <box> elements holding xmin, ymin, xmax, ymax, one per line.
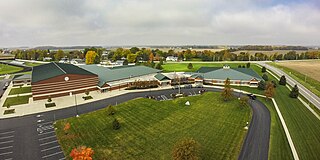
<box><xmin>79</xmin><ymin>65</ymin><xmax>160</xmax><ymax>87</ymax></box>
<box><xmin>196</xmin><ymin>67</ymin><xmax>220</xmax><ymax>73</ymax></box>
<box><xmin>32</xmin><ymin>62</ymin><xmax>96</xmax><ymax>83</ymax></box>
<box><xmin>155</xmin><ymin>73</ymin><xmax>171</xmax><ymax>81</ymax></box>
<box><xmin>203</xmin><ymin>68</ymin><xmax>262</xmax><ymax>81</ymax></box>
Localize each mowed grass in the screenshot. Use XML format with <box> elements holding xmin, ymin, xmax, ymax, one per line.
<box><xmin>0</xmin><ymin>64</ymin><xmax>23</xmax><ymax>74</ymax></box>
<box><xmin>55</xmin><ymin>92</ymin><xmax>251</xmax><ymax>159</ymax></box>
<box><xmin>162</xmin><ymin>62</ymin><xmax>245</xmax><ymax>72</ymax></box>
<box><xmin>252</xmin><ymin>64</ymin><xmax>320</xmax><ymax>160</ymax></box>
<box><xmin>268</xmin><ymin>61</ymin><xmax>320</xmax><ymax>98</ymax></box>
<box><xmin>8</xmin><ymin>86</ymin><xmax>31</xmax><ymax>95</ymax></box>
<box><xmin>2</xmin><ymin>95</ymin><xmax>31</xmax><ymax>107</ymax></box>
<box><xmin>24</xmin><ymin>62</ymin><xmax>43</xmax><ymax>67</ymax></box>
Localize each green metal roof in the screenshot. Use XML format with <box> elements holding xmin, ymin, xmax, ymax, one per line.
<box><xmin>79</xmin><ymin>65</ymin><xmax>160</xmax><ymax>87</ymax></box>
<box><xmin>203</xmin><ymin>68</ymin><xmax>262</xmax><ymax>81</ymax></box>
<box><xmin>154</xmin><ymin>73</ymin><xmax>171</xmax><ymax>81</ymax></box>
<box><xmin>196</xmin><ymin>67</ymin><xmax>220</xmax><ymax>73</ymax></box>
<box><xmin>32</xmin><ymin>62</ymin><xmax>96</xmax><ymax>83</ymax></box>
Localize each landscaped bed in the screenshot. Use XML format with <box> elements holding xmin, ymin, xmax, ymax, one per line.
<box><xmin>3</xmin><ymin>109</ymin><xmax>15</xmax><ymax>115</ymax></box>
<box><xmin>8</xmin><ymin>86</ymin><xmax>31</xmax><ymax>95</ymax></box>
<box><xmin>2</xmin><ymin>95</ymin><xmax>31</xmax><ymax>107</ymax></box>
<box><xmin>55</xmin><ymin>92</ymin><xmax>251</xmax><ymax>159</ymax></box>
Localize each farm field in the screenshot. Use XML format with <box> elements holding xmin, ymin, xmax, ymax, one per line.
<box><xmin>231</xmin><ymin>50</ymin><xmax>307</xmax><ymax>55</ymax></box>
<box><xmin>268</xmin><ymin>60</ymin><xmax>320</xmax><ymax>98</ymax></box>
<box><xmin>55</xmin><ymin>92</ymin><xmax>251</xmax><ymax>159</ymax></box>
<box><xmin>0</xmin><ymin>63</ymin><xmax>23</xmax><ymax>75</ymax></box>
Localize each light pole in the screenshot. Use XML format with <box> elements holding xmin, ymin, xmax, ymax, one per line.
<box><xmin>74</xmin><ymin>93</ymin><xmax>79</xmax><ymax>117</ymax></box>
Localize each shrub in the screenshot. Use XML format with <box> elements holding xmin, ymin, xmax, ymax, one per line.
<box><xmin>246</xmin><ymin>62</ymin><xmax>251</xmax><ymax>68</ymax></box>
<box><xmin>85</xmin><ymin>90</ymin><xmax>89</xmax><ymax>96</ymax></box>
<box><xmin>258</xmin><ymin>80</ymin><xmax>266</xmax><ymax>90</ymax></box>
<box><xmin>238</xmin><ymin>65</ymin><xmax>242</xmax><ymax>68</ymax></box>
<box><xmin>172</xmin><ymin>138</ymin><xmax>200</xmax><ymax>160</ymax></box>
<box><xmin>113</xmin><ymin>119</ymin><xmax>121</xmax><ymax>130</ymax></box>
<box><xmin>47</xmin><ymin>96</ymin><xmax>52</xmax><ymax>103</ymax></box>
<box><xmin>262</xmin><ymin>74</ymin><xmax>269</xmax><ymax>81</ymax></box>
<box><xmin>262</xmin><ymin>66</ymin><xmax>267</xmax><ymax>73</ymax></box>
<box><xmin>187</xmin><ymin>63</ymin><xmax>193</xmax><ymax>70</ymax></box>
<box><xmin>279</xmin><ymin>75</ymin><xmax>286</xmax><ymax>85</ymax></box>
<box><xmin>107</xmin><ymin>105</ymin><xmax>116</xmax><ymax>115</ymax></box>
<box><xmin>155</xmin><ymin>63</ymin><xmax>163</xmax><ymax>70</ymax></box>
<box><xmin>289</xmin><ymin>85</ymin><xmax>299</xmax><ymax>98</ymax></box>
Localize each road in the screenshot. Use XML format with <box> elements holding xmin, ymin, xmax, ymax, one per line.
<box><xmin>0</xmin><ymin>79</ymin><xmax>11</xmax><ymax>97</ymax></box>
<box><xmin>258</xmin><ymin>61</ymin><xmax>320</xmax><ymax>111</ymax></box>
<box><xmin>0</xmin><ymin>87</ymin><xmax>270</xmax><ymax>160</ymax></box>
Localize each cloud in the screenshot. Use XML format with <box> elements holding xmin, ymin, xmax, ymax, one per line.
<box><xmin>0</xmin><ymin>0</ymin><xmax>319</xmax><ymax>47</ymax></box>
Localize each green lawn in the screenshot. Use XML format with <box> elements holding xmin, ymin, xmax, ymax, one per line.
<box><xmin>267</xmin><ymin>62</ymin><xmax>320</xmax><ymax>98</ymax></box>
<box><xmin>251</xmin><ymin>64</ymin><xmax>320</xmax><ymax>160</ymax></box>
<box><xmin>2</xmin><ymin>95</ymin><xmax>31</xmax><ymax>107</ymax></box>
<box><xmin>162</xmin><ymin>62</ymin><xmax>246</xmax><ymax>72</ymax></box>
<box><xmin>0</xmin><ymin>64</ymin><xmax>23</xmax><ymax>75</ymax></box>
<box><xmin>55</xmin><ymin>92</ymin><xmax>251</xmax><ymax>159</ymax></box>
<box><xmin>24</xmin><ymin>62</ymin><xmax>43</xmax><ymax>67</ymax></box>
<box><xmin>8</xmin><ymin>87</ymin><xmax>31</xmax><ymax>95</ymax></box>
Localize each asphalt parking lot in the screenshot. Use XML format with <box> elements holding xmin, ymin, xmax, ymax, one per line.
<box><xmin>0</xmin><ymin>129</ymin><xmax>15</xmax><ymax>160</ymax></box>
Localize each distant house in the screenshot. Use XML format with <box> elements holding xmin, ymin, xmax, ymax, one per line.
<box><xmin>166</xmin><ymin>56</ymin><xmax>178</xmax><ymax>61</ymax></box>
<box><xmin>43</xmin><ymin>57</ymin><xmax>52</xmax><ymax>61</ymax></box>
<box><xmin>70</xmin><ymin>59</ymin><xmax>85</xmax><ymax>65</ymax></box>
<box><xmin>115</xmin><ymin>60</ymin><xmax>125</xmax><ymax>66</ymax></box>
<box><xmin>59</xmin><ymin>57</ymin><xmax>69</xmax><ymax>63</ymax></box>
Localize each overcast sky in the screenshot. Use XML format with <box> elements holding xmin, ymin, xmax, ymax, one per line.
<box><xmin>0</xmin><ymin>0</ymin><xmax>319</xmax><ymax>47</ymax></box>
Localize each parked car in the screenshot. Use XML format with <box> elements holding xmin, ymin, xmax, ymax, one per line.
<box><xmin>247</xmin><ymin>93</ymin><xmax>257</xmax><ymax>100</ymax></box>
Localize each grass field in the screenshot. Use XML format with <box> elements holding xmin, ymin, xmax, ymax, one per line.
<box><xmin>24</xmin><ymin>62</ymin><xmax>43</xmax><ymax>67</ymax></box>
<box><xmin>8</xmin><ymin>87</ymin><xmax>31</xmax><ymax>95</ymax></box>
<box><xmin>55</xmin><ymin>92</ymin><xmax>251</xmax><ymax>159</ymax></box>
<box><xmin>2</xmin><ymin>95</ymin><xmax>31</xmax><ymax>107</ymax></box>
<box><xmin>268</xmin><ymin>61</ymin><xmax>320</xmax><ymax>98</ymax></box>
<box><xmin>162</xmin><ymin>62</ymin><xmax>246</xmax><ymax>72</ymax></box>
<box><xmin>0</xmin><ymin>64</ymin><xmax>23</xmax><ymax>75</ymax></box>
<box><xmin>251</xmin><ymin>64</ymin><xmax>320</xmax><ymax>160</ymax></box>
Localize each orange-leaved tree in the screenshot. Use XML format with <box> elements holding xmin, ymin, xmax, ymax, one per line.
<box><xmin>70</xmin><ymin>146</ymin><xmax>94</xmax><ymax>160</ymax></box>
<box><xmin>64</xmin><ymin>122</ymin><xmax>71</xmax><ymax>135</ymax></box>
<box><xmin>85</xmin><ymin>51</ymin><xmax>97</xmax><ymax>64</ymax></box>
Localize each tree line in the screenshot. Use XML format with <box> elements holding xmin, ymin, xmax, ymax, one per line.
<box><xmin>11</xmin><ymin>47</ymin><xmax>320</xmax><ymax>63</ymax></box>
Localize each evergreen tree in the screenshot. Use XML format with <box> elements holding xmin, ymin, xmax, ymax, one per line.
<box><xmin>155</xmin><ymin>63</ymin><xmax>163</xmax><ymax>70</ymax></box>
<box><xmin>258</xmin><ymin>80</ymin><xmax>266</xmax><ymax>90</ymax></box>
<box><xmin>187</xmin><ymin>63</ymin><xmax>193</xmax><ymax>70</ymax></box>
<box><xmin>262</xmin><ymin>66</ymin><xmax>267</xmax><ymax>73</ymax></box>
<box><xmin>262</xmin><ymin>74</ymin><xmax>269</xmax><ymax>81</ymax></box>
<box><xmin>246</xmin><ymin>62</ymin><xmax>251</xmax><ymax>68</ymax></box>
<box><xmin>279</xmin><ymin>75</ymin><xmax>286</xmax><ymax>85</ymax></box>
<box><xmin>289</xmin><ymin>85</ymin><xmax>299</xmax><ymax>98</ymax></box>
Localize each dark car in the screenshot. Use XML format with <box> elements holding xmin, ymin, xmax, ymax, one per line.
<box><xmin>247</xmin><ymin>93</ymin><xmax>257</xmax><ymax>100</ymax></box>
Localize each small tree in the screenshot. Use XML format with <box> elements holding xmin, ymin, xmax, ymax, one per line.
<box><xmin>265</xmin><ymin>82</ymin><xmax>275</xmax><ymax>100</ymax></box>
<box><xmin>221</xmin><ymin>78</ymin><xmax>233</xmax><ymax>101</ymax></box>
<box><xmin>238</xmin><ymin>65</ymin><xmax>241</xmax><ymax>68</ymax></box>
<box><xmin>107</xmin><ymin>105</ymin><xmax>116</xmax><ymax>115</ymax></box>
<box><xmin>113</xmin><ymin>118</ymin><xmax>121</xmax><ymax>130</ymax></box>
<box><xmin>239</xmin><ymin>96</ymin><xmax>249</xmax><ymax>108</ymax></box>
<box><xmin>155</xmin><ymin>63</ymin><xmax>163</xmax><ymax>70</ymax></box>
<box><xmin>246</xmin><ymin>62</ymin><xmax>251</xmax><ymax>68</ymax></box>
<box><xmin>187</xmin><ymin>63</ymin><xmax>193</xmax><ymax>70</ymax></box>
<box><xmin>289</xmin><ymin>85</ymin><xmax>299</xmax><ymax>98</ymax></box>
<box><xmin>70</xmin><ymin>146</ymin><xmax>94</xmax><ymax>160</ymax></box>
<box><xmin>6</xmin><ymin>103</ymin><xmax>10</xmax><ymax>109</ymax></box>
<box><xmin>279</xmin><ymin>75</ymin><xmax>286</xmax><ymax>85</ymax></box>
<box><xmin>47</xmin><ymin>96</ymin><xmax>52</xmax><ymax>103</ymax></box>
<box><xmin>262</xmin><ymin>66</ymin><xmax>267</xmax><ymax>73</ymax></box>
<box><xmin>64</xmin><ymin>122</ymin><xmax>71</xmax><ymax>135</ymax></box>
<box><xmin>258</xmin><ymin>80</ymin><xmax>266</xmax><ymax>90</ymax></box>
<box><xmin>85</xmin><ymin>90</ymin><xmax>89</xmax><ymax>96</ymax></box>
<box><xmin>262</xmin><ymin>74</ymin><xmax>269</xmax><ymax>81</ymax></box>
<box><xmin>123</xmin><ymin>59</ymin><xmax>128</xmax><ymax>65</ymax></box>
<box><xmin>159</xmin><ymin>59</ymin><xmax>164</xmax><ymax>65</ymax></box>
<box><xmin>172</xmin><ymin>138</ymin><xmax>200</xmax><ymax>160</ymax></box>
<box><xmin>242</xmin><ymin>65</ymin><xmax>245</xmax><ymax>68</ymax></box>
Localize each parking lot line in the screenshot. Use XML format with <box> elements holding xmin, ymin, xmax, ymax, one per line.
<box><xmin>39</xmin><ymin>135</ymin><xmax>56</xmax><ymax>141</ymax></box>
<box><xmin>40</xmin><ymin>140</ymin><xmax>57</xmax><ymax>146</ymax></box>
<box><xmin>38</xmin><ymin>130</ymin><xmax>55</xmax><ymax>136</ymax></box>
<box><xmin>0</xmin><ymin>146</ymin><xmax>13</xmax><ymax>150</ymax></box>
<box><xmin>0</xmin><ymin>135</ymin><xmax>14</xmax><ymax>140</ymax></box>
<box><xmin>38</xmin><ymin>121</ymin><xmax>53</xmax><ymax>126</ymax></box>
<box><xmin>0</xmin><ymin>131</ymin><xmax>14</xmax><ymax>135</ymax></box>
<box><xmin>0</xmin><ymin>140</ymin><xmax>13</xmax><ymax>144</ymax></box>
<box><xmin>41</xmin><ymin>145</ymin><xmax>60</xmax><ymax>152</ymax></box>
<box><xmin>42</xmin><ymin>151</ymin><xmax>63</xmax><ymax>159</ymax></box>
<box><xmin>4</xmin><ymin>158</ymin><xmax>13</xmax><ymax>160</ymax></box>
<box><xmin>0</xmin><ymin>151</ymin><xmax>13</xmax><ymax>156</ymax></box>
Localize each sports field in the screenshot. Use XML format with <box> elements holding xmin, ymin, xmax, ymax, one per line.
<box><xmin>55</xmin><ymin>92</ymin><xmax>251</xmax><ymax>159</ymax></box>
